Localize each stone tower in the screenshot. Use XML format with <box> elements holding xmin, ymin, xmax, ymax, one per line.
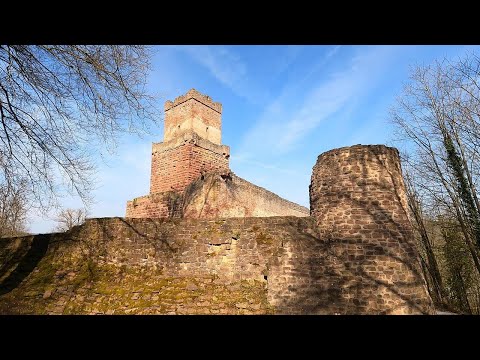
<box><xmin>150</xmin><ymin>89</ymin><xmax>230</xmax><ymax>194</ymax></box>
<box><xmin>126</xmin><ymin>89</ymin><xmax>309</xmax><ymax>219</ymax></box>
<box><xmin>309</xmin><ymin>145</ymin><xmax>432</xmax><ymax>314</ymax></box>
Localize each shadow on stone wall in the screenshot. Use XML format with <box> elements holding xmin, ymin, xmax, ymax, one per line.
<box><xmin>274</xmin><ymin>206</ymin><xmax>429</xmax><ymax>314</ymax></box>
<box><xmin>70</xmin><ymin>217</ymin><xmax>181</xmax><ymax>269</ymax></box>
<box><xmin>278</xmin><ymin>232</ymin><xmax>429</xmax><ymax>314</ymax></box>
<box><xmin>118</xmin><ymin>217</ymin><xmax>179</xmax><ymax>255</ymax></box>
<box><xmin>285</xmin><ymin>146</ymin><xmax>432</xmax><ymax>314</ymax></box>
<box><xmin>0</xmin><ymin>235</ymin><xmax>51</xmax><ymax>295</ymax></box>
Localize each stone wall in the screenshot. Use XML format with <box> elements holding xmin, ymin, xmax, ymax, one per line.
<box><xmin>126</xmin><ymin>192</ymin><xmax>183</xmax><ymax>218</ymax></box>
<box><xmin>128</xmin><ymin>171</ymin><xmax>310</xmax><ymax>219</ymax></box>
<box><xmin>182</xmin><ymin>172</ymin><xmax>310</xmax><ymax>218</ymax></box>
<box><xmin>0</xmin><ymin>217</ymin><xmax>318</xmax><ymax>314</ymax></box>
<box><xmin>149</xmin><ymin>131</ymin><xmax>230</xmax><ymax>194</ymax></box>
<box><xmin>0</xmin><ymin>213</ymin><xmax>431</xmax><ymax>315</ymax></box>
<box><xmin>309</xmin><ymin>145</ymin><xmax>432</xmax><ymax>314</ymax></box>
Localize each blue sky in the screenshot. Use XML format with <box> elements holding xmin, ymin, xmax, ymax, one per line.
<box><xmin>28</xmin><ymin>45</ymin><xmax>480</xmax><ymax>233</ymax></box>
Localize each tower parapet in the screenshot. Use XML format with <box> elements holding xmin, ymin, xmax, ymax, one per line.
<box><xmin>164</xmin><ymin>88</ymin><xmax>222</xmax><ymax>145</ymax></box>
<box><xmin>164</xmin><ymin>88</ymin><xmax>222</xmax><ymax>113</ymax></box>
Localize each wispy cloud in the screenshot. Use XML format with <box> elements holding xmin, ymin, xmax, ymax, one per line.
<box><xmin>272</xmin><ymin>45</ymin><xmax>305</xmax><ymax>75</ymax></box>
<box><xmin>238</xmin><ymin>46</ymin><xmax>400</xmax><ymax>158</ymax></box>
<box><xmin>174</xmin><ymin>45</ymin><xmax>269</xmax><ymax>104</ymax></box>
<box><xmin>182</xmin><ymin>46</ymin><xmax>246</xmax><ymax>87</ymax></box>
<box><xmin>326</xmin><ymin>45</ymin><xmax>342</xmax><ymax>59</ymax></box>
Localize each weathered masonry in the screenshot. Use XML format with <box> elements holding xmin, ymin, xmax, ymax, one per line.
<box><xmin>0</xmin><ymin>89</ymin><xmax>433</xmax><ymax>315</ymax></box>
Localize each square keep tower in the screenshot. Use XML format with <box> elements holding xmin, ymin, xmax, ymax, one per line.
<box><xmin>149</xmin><ymin>89</ymin><xmax>230</xmax><ymax>193</ymax></box>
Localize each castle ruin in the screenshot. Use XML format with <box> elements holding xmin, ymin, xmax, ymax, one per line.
<box><xmin>126</xmin><ymin>89</ymin><xmax>309</xmax><ymax>219</ymax></box>
<box><xmin>0</xmin><ymin>89</ymin><xmax>433</xmax><ymax>315</ymax></box>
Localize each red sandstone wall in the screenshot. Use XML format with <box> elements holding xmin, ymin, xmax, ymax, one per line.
<box><xmin>0</xmin><ymin>215</ymin><xmax>433</xmax><ymax>315</ymax></box>
<box><xmin>309</xmin><ymin>144</ymin><xmax>432</xmax><ymax>314</ymax></box>
<box><xmin>0</xmin><ymin>217</ymin><xmax>318</xmax><ymax>315</ymax></box>
<box><xmin>149</xmin><ymin>142</ymin><xmax>229</xmax><ymax>194</ymax></box>
<box><xmin>126</xmin><ymin>193</ymin><xmax>182</xmax><ymax>218</ymax></box>
<box><xmin>128</xmin><ymin>171</ymin><xmax>309</xmax><ymax>219</ymax></box>
<box><xmin>182</xmin><ymin>172</ymin><xmax>310</xmax><ymax>218</ymax></box>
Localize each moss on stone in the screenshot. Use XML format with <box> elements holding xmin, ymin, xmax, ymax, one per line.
<box><xmin>255</xmin><ymin>232</ymin><xmax>274</xmax><ymax>246</ymax></box>
<box><xmin>0</xmin><ymin>218</ymin><xmax>291</xmax><ymax>315</ymax></box>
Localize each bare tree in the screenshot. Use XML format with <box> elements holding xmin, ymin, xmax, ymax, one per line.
<box><xmin>392</xmin><ymin>55</ymin><xmax>480</xmax><ymax>268</ymax></box>
<box><xmin>404</xmin><ymin>169</ymin><xmax>445</xmax><ymax>305</ymax></box>
<box><xmin>391</xmin><ymin>51</ymin><xmax>480</xmax><ymax>313</ymax></box>
<box><xmin>55</xmin><ymin>208</ymin><xmax>87</xmax><ymax>232</ymax></box>
<box><xmin>0</xmin><ymin>45</ymin><xmax>160</xmax><ymax>213</ymax></box>
<box><xmin>0</xmin><ymin>180</ymin><xmax>28</xmax><ymax>237</ymax></box>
